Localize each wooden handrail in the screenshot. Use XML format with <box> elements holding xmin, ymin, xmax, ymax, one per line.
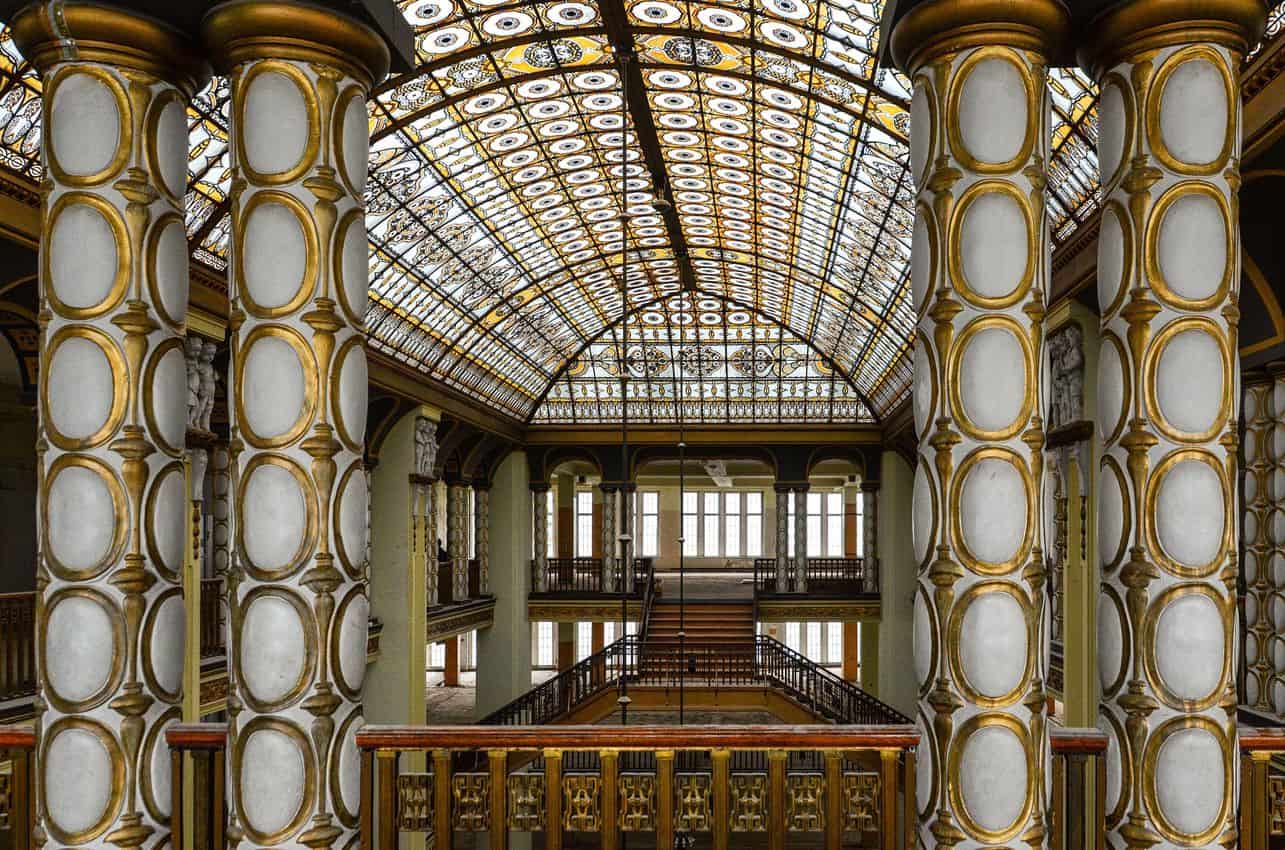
<box><xmin>1049</xmin><ymin>726</ymin><xmax>1107</xmax><ymax>850</ymax></box>
<box><xmin>357</xmin><ymin>722</ymin><xmax>920</xmax><ymax>751</ymax></box>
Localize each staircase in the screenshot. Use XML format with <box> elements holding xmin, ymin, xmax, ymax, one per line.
<box><xmin>641</xmin><ymin>600</ymin><xmax>756</xmax><ymax>679</ymax></box>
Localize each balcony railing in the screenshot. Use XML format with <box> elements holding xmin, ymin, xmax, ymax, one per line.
<box><xmin>433</xmin><ymin>559</ymin><xmax>487</xmax><ymax>607</ymax></box>
<box><xmin>752</xmin><ymin>558</ymin><xmax>873</xmax><ymax>595</ymax></box>
<box><xmin>199</xmin><ymin>578</ymin><xmax>223</xmax><ymax>659</ymax></box>
<box><xmin>1049</xmin><ymin>726</ymin><xmax>1107</xmax><ymax>850</ymax></box>
<box><xmin>0</xmin><ymin>593</ymin><xmax>35</xmax><ymax>702</ymax></box>
<box><xmin>482</xmin><ymin>634</ymin><xmax>908</xmax><ymax>728</ymax></box>
<box><xmin>1240</xmin><ymin>726</ymin><xmax>1285</xmax><ymax>848</ymax></box>
<box><xmin>532</xmin><ymin>557</ymin><xmax>653</xmax><ymax>595</ymax></box>
<box><xmin>356</xmin><ymin>724</ymin><xmax>919</xmax><ymax>850</ymax></box>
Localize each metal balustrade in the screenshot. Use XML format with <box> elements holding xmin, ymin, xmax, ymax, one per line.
<box><xmin>752</xmin><ymin>558</ymin><xmax>873</xmax><ymax>595</ymax></box>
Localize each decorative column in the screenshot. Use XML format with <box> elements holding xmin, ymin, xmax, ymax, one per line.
<box><xmin>774</xmin><ymin>484</ymin><xmax>790</xmax><ymax>592</ymax></box>
<box><xmin>861</xmin><ymin>482</ymin><xmax>879</xmax><ymax>593</ymax></box>
<box><xmin>475</xmin><ymin>482</ymin><xmax>490</xmax><ymax>595</ymax></box>
<box><xmin>891</xmin><ymin>1</ymin><xmax>1066</xmax><ymax>845</ymax></box>
<box><xmin>203</xmin><ymin>3</ymin><xmax>389</xmax><ymax>846</ymax></box>
<box><xmin>1082</xmin><ymin>3</ymin><xmax>1262</xmax><ymax>846</ymax></box>
<box><xmin>620</xmin><ymin>484</ymin><xmax>636</xmax><ymax>593</ymax></box>
<box><xmin>600</xmin><ymin>483</ymin><xmax>617</xmax><ymax>592</ymax></box>
<box><xmin>1244</xmin><ymin>372</ymin><xmax>1277</xmax><ymax>712</ymax></box>
<box><xmin>13</xmin><ymin>5</ymin><xmax>207</xmax><ymax>846</ymax></box>
<box><xmin>532</xmin><ymin>484</ymin><xmax>550</xmax><ymax>592</ymax></box>
<box><xmin>793</xmin><ymin>486</ymin><xmax>809</xmax><ymax>594</ymax></box>
<box><xmin>448</xmin><ymin>482</ymin><xmax>468</xmax><ymax>601</ymax></box>
<box><xmin>413</xmin><ymin>417</ymin><xmax>438</xmax><ymax>607</ymax></box>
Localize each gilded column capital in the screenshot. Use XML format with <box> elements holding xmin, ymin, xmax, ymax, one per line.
<box><xmin>202</xmin><ymin>0</ymin><xmax>391</xmax><ymax>88</ymax></box>
<box><xmin>10</xmin><ymin>1</ymin><xmax>210</xmax><ymax>95</ymax></box>
<box><xmin>1079</xmin><ymin>0</ymin><xmax>1268</xmax><ymax>77</ymax></box>
<box><xmin>889</xmin><ymin>0</ymin><xmax>1071</xmax><ymax>74</ymax></box>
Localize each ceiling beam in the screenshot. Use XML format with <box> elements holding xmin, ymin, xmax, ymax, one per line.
<box><xmin>595</xmin><ymin>0</ymin><xmax>697</xmax><ymax>293</ymax></box>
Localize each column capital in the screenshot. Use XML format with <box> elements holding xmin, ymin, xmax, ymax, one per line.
<box><xmin>408</xmin><ymin>472</ymin><xmax>436</xmax><ymax>486</ymax></box>
<box><xmin>860</xmin><ymin>481</ymin><xmax>881</xmax><ymax>494</ymax></box>
<box><xmin>530</xmin><ymin>481</ymin><xmax>552</xmax><ymax>494</ymax></box>
<box><xmin>774</xmin><ymin>481</ymin><xmax>807</xmax><ymax>493</ymax></box>
<box><xmin>1079</xmin><ymin>0</ymin><xmax>1267</xmax><ymax>77</ymax></box>
<box><xmin>202</xmin><ymin>0</ymin><xmax>391</xmax><ymax>87</ymax></box>
<box><xmin>471</xmin><ymin>479</ymin><xmax>492</xmax><ymax>492</ymax></box>
<box><xmin>11</xmin><ymin>2</ymin><xmax>210</xmax><ymax>94</ymax></box>
<box><xmin>890</xmin><ymin>0</ymin><xmax>1071</xmax><ymax>73</ymax></box>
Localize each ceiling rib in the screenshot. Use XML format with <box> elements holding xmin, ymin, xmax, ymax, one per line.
<box><xmin>595</xmin><ymin>0</ymin><xmax>697</xmax><ymax>294</ymax></box>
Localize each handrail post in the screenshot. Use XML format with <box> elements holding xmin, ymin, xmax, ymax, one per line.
<box><xmin>434</xmin><ymin>748</ymin><xmax>453</xmax><ymax>850</ymax></box>
<box><xmin>825</xmin><ymin>750</ymin><xmax>842</xmax><ymax>850</ymax></box>
<box><xmin>768</xmin><ymin>749</ymin><xmax>786</xmax><ymax>850</ymax></box>
<box><xmin>903</xmin><ymin>747</ymin><xmax>916</xmax><ymax>850</ymax></box>
<box><xmin>601</xmin><ymin>749</ymin><xmax>619</xmax><ymax>850</ymax></box>
<box><xmin>657</xmin><ymin>749</ymin><xmax>675</xmax><ymax>850</ymax></box>
<box><xmin>360</xmin><ymin>747</ymin><xmax>374</xmax><ymax>849</ymax></box>
<box><xmin>1246</xmin><ymin>750</ymin><xmax>1271</xmax><ymax>850</ymax></box>
<box><xmin>377</xmin><ymin>750</ymin><xmax>398</xmax><ymax>850</ymax></box>
<box><xmin>545</xmin><ymin>748</ymin><xmax>563</xmax><ymax>850</ymax></box>
<box><xmin>878</xmin><ymin>749</ymin><xmax>897</xmax><ymax>850</ymax></box>
<box><xmin>712</xmin><ymin>748</ymin><xmax>731</xmax><ymax>850</ymax></box>
<box><xmin>489</xmin><ymin>749</ymin><xmax>508</xmax><ymax>850</ymax></box>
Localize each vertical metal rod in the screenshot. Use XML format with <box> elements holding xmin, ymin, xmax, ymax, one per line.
<box><xmin>433</xmin><ymin>749</ymin><xmax>453</xmax><ymax>850</ymax></box>
<box><xmin>657</xmin><ymin>749</ymin><xmax>675</xmax><ymax>850</ymax></box>
<box><xmin>712</xmin><ymin>748</ymin><xmax>730</xmax><ymax>850</ymax></box>
<box><xmin>826</xmin><ymin>750</ymin><xmax>843</xmax><ymax>850</ymax></box>
<box><xmin>489</xmin><ymin>749</ymin><xmax>508</xmax><ymax>850</ymax></box>
<box><xmin>545</xmin><ymin>749</ymin><xmax>564</xmax><ymax>850</ymax></box>
<box><xmin>601</xmin><ymin>749</ymin><xmax>620</xmax><ymax>850</ymax></box>
<box><xmin>767</xmin><ymin>749</ymin><xmax>786</xmax><ymax>850</ymax></box>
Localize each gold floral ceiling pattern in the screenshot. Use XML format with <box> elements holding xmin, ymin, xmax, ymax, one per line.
<box><xmin>0</xmin><ymin>4</ymin><xmax>1278</xmax><ymax>423</ymax></box>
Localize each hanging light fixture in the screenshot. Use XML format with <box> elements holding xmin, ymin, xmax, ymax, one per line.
<box><xmin>616</xmin><ymin>46</ymin><xmax>632</xmax><ymax>729</ymax></box>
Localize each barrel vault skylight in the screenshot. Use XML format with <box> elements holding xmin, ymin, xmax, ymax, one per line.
<box><xmin>7</xmin><ymin>0</ymin><xmax>1264</xmax><ymax>423</ymax></box>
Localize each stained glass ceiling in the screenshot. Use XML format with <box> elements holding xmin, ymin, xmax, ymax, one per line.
<box><xmin>0</xmin><ymin>6</ymin><xmax>1279</xmax><ymax>424</ymax></box>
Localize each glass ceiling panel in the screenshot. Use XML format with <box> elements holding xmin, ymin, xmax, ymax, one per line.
<box><xmin>0</xmin><ymin>6</ymin><xmax>1282</xmax><ymax>423</ymax></box>
<box><xmin>533</xmin><ymin>294</ymin><xmax>873</xmax><ymax>423</ymax></box>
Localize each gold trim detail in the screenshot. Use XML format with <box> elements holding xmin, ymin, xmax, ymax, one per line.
<box><xmin>39</xmin><ymin>587</ymin><xmax>127</xmax><ymax>713</ymax></box>
<box><xmin>142</xmin><ymin>337</ymin><xmax>189</xmax><ymax>458</ymax></box>
<box><xmin>41</xmin><ymin>453</ymin><xmax>128</xmax><ymax>581</ymax></box>
<box><xmin>945</xmin><ymin>46</ymin><xmax>1038</xmax><ymax>174</ymax></box>
<box><xmin>890</xmin><ymin>0</ymin><xmax>1071</xmax><ymax>73</ymax></box>
<box><xmin>947</xmin><ymin>712</ymin><xmax>1035</xmax><ymax>844</ymax></box>
<box><xmin>949</xmin><ymin>446</ymin><xmax>1034</xmax><ymax>576</ymax></box>
<box><xmin>145</xmin><ymin>211</ymin><xmax>190</xmax><ymax>330</ymax></box>
<box><xmin>40</xmin><ymin>324</ymin><xmax>128</xmax><ymax>451</ymax></box>
<box><xmin>946</xmin><ymin>580</ymin><xmax>1034</xmax><ymax>708</ymax></box>
<box><xmin>1143</xmin><ymin>448</ymin><xmax>1230</xmax><ymax>579</ymax></box>
<box><xmin>145</xmin><ymin>88</ymin><xmax>188</xmax><ymax>206</ymax></box>
<box><xmin>236</xmin><ymin>452</ymin><xmax>320</xmax><ymax>580</ymax></box>
<box><xmin>1144</xmin><ymin>182</ymin><xmax>1234</xmax><ymax>312</ymax></box>
<box><xmin>1140</xmin><ymin>582</ymin><xmax>1233</xmax><ymax>712</ymax></box>
<box><xmin>1140</xmin><ymin>715</ymin><xmax>1232</xmax><ymax>846</ymax></box>
<box><xmin>234</xmin><ymin>323</ymin><xmax>319</xmax><ymax>449</ymax></box>
<box><xmin>40</xmin><ymin>718</ymin><xmax>127</xmax><ymax>844</ymax></box>
<box><xmin>233</xmin><ymin>190</ymin><xmax>320</xmax><ymax>319</ymax></box>
<box><xmin>946</xmin><ymin>179</ymin><xmax>1036</xmax><ymax>310</ymax></box>
<box><xmin>1080</xmin><ymin>0</ymin><xmax>1267</xmax><ymax>78</ymax></box>
<box><xmin>1141</xmin><ymin>316</ymin><xmax>1232</xmax><ymax>444</ymax></box>
<box><xmin>232</xmin><ymin>716</ymin><xmax>318</xmax><ymax>845</ymax></box>
<box><xmin>231</xmin><ymin>61</ymin><xmax>321</xmax><ymax>186</ymax></box>
<box><xmin>1146</xmin><ymin>46</ymin><xmax>1236</xmax><ymax>175</ymax></box>
<box><xmin>41</xmin><ymin>65</ymin><xmax>131</xmax><ymax>187</ymax></box>
<box><xmin>43</xmin><ymin>191</ymin><xmax>130</xmax><ymax>320</ymax></box>
<box><xmin>947</xmin><ymin>314</ymin><xmax>1035</xmax><ymax>441</ymax></box>
<box><xmin>234</xmin><ymin>586</ymin><xmax>319</xmax><ymax>712</ymax></box>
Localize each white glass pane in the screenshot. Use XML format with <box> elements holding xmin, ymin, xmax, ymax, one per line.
<box><xmin>786</xmin><ymin>622</ymin><xmax>800</xmax><ymax>651</ymax></box>
<box><xmin>430</xmin><ymin>642</ymin><xmax>445</xmax><ymax>668</ymax></box>
<box><xmin>577</xmin><ymin>623</ymin><xmax>592</xmax><ymax>661</ymax></box>
<box><xmin>807</xmin><ymin>622</ymin><xmax>822</xmax><ymax>661</ymax></box>
<box><xmin>827</xmin><ymin>516</ymin><xmax>843</xmax><ymax>556</ymax></box>
<box><xmin>604</xmin><ymin>622</ymin><xmax>616</xmax><ymax>644</ymax></box>
<box><xmin>576</xmin><ymin>516</ymin><xmax>593</xmax><ymax>557</ymax></box>
<box><xmin>827</xmin><ymin>492</ymin><xmax>842</xmax><ymax>513</ymax></box>
<box><xmin>704</xmin><ymin>492</ymin><xmax>719</xmax><ymax>513</ymax></box>
<box><xmin>747</xmin><ymin>491</ymin><xmax>762</xmax><ymax>513</ymax></box>
<box><xmin>726</xmin><ymin>516</ymin><xmax>741</xmax><ymax>557</ymax></box>
<box><xmin>725</xmin><ymin>492</ymin><xmax>740</xmax><ymax>512</ymax></box>
<box><xmin>787</xmin><ymin>502</ymin><xmax>795</xmax><ymax>554</ymax></box>
<box><xmin>827</xmin><ymin>622</ymin><xmax>842</xmax><ymax>664</ymax></box>
<box><xmin>683</xmin><ymin>491</ymin><xmax>697</xmax><ymax>512</ymax></box>
<box><xmin>807</xmin><ymin>492</ymin><xmax>821</xmax><ymax>514</ymax></box>
<box><xmin>704</xmin><ymin>513</ymin><xmax>720</xmax><ymax>557</ymax></box>
<box><xmin>643</xmin><ymin>515</ymin><xmax>659</xmax><ymax>557</ymax></box>
<box><xmin>746</xmin><ymin>516</ymin><xmax>762</xmax><ymax>557</ymax></box>
<box><xmin>807</xmin><ymin>516</ymin><xmax>822</xmax><ymax>557</ymax></box>
<box><xmin>643</xmin><ymin>491</ymin><xmax>659</xmax><ymax>512</ymax></box>
<box><xmin>683</xmin><ymin>515</ymin><xmax>698</xmax><ymax>556</ymax></box>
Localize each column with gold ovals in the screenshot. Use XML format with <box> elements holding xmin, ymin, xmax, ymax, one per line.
<box><xmin>891</xmin><ymin>1</ymin><xmax>1067</xmax><ymax>845</ymax></box>
<box><xmin>12</xmin><ymin>5</ymin><xmax>207</xmax><ymax>846</ymax></box>
<box><xmin>202</xmin><ymin>3</ymin><xmax>388</xmax><ymax>845</ymax></box>
<box><xmin>1081</xmin><ymin>3</ymin><xmax>1265</xmax><ymax>846</ymax></box>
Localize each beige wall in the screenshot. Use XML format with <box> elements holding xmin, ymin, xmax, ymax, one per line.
<box><xmin>877</xmin><ymin>451</ymin><xmax>915</xmax><ymax>716</ymax></box>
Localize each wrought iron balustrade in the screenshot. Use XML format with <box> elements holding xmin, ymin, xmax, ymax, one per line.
<box><xmin>199</xmin><ymin>578</ymin><xmax>224</xmax><ymax>658</ymax></box>
<box><xmin>481</xmin><ymin>634</ymin><xmax>908</xmax><ymax>728</ymax></box>
<box><xmin>0</xmin><ymin>593</ymin><xmax>35</xmax><ymax>702</ymax></box>
<box><xmin>357</xmin><ymin>724</ymin><xmax>918</xmax><ymax>850</ymax></box>
<box><xmin>752</xmin><ymin>558</ymin><xmax>873</xmax><ymax>595</ymax></box>
<box><xmin>532</xmin><ymin>557</ymin><xmax>654</xmax><ymax>596</ymax></box>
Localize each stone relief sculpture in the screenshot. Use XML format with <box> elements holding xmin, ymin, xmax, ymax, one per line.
<box><xmin>1047</xmin><ymin>322</ymin><xmax>1084</xmax><ymax>431</ymax></box>
<box><xmin>415</xmin><ymin>417</ymin><xmax>439</xmax><ymax>477</ymax></box>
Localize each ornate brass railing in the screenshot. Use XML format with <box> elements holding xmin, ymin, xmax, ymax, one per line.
<box><xmin>1049</xmin><ymin>726</ymin><xmax>1107</xmax><ymax>850</ymax></box>
<box><xmin>0</xmin><ymin>593</ymin><xmax>35</xmax><ymax>702</ymax></box>
<box><xmin>357</xmin><ymin>724</ymin><xmax>918</xmax><ymax>850</ymax></box>
<box><xmin>482</xmin><ymin>634</ymin><xmax>908</xmax><ymax>727</ymax></box>
<box><xmin>1240</xmin><ymin>726</ymin><xmax>1285</xmax><ymax>848</ymax></box>
<box><xmin>0</xmin><ymin>727</ymin><xmax>34</xmax><ymax>843</ymax></box>
<box><xmin>752</xmin><ymin>558</ymin><xmax>872</xmax><ymax>595</ymax></box>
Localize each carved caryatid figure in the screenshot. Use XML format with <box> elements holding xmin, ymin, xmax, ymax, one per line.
<box><xmin>415</xmin><ymin>417</ymin><xmax>438</xmax><ymax>477</ymax></box>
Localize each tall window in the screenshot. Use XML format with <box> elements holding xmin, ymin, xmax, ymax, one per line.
<box><xmin>546</xmin><ymin>489</ymin><xmax>556</xmax><ymax>557</ymax></box>
<box><xmin>785</xmin><ymin>622</ymin><xmax>801</xmax><ymax>652</ymax></box>
<box><xmin>429</xmin><ymin>641</ymin><xmax>445</xmax><ymax>669</ymax></box>
<box><xmin>534</xmin><ymin>622</ymin><xmax>555</xmax><ymax>667</ymax></box>
<box><xmin>807</xmin><ymin>493</ymin><xmax>822</xmax><ymax>557</ymax></box>
<box><xmin>639</xmin><ymin>491</ymin><xmax>659</xmax><ymax>557</ymax></box>
<box><xmin>746</xmin><ymin>492</ymin><xmax>762</xmax><ymax>557</ymax></box>
<box><xmin>703</xmin><ymin>492</ymin><xmax>720</xmax><ymax>557</ymax></box>
<box><xmin>576</xmin><ymin>622</ymin><xmax>593</xmax><ymax>661</ymax></box>
<box><xmin>855</xmin><ymin>493</ymin><xmax>864</xmax><ymax>555</ymax></box>
<box><xmin>575</xmin><ymin>491</ymin><xmax>593</xmax><ymax>557</ymax></box>
<box><xmin>826</xmin><ymin>492</ymin><xmax>843</xmax><ymax>556</ymax></box>
<box><xmin>682</xmin><ymin>492</ymin><xmax>698</xmax><ymax>557</ymax></box>
<box><xmin>603</xmin><ymin>621</ymin><xmax>637</xmax><ymax>643</ymax></box>
<box><xmin>806</xmin><ymin>622</ymin><xmax>822</xmax><ymax>661</ymax></box>
<box><xmin>683</xmin><ymin>490</ymin><xmax>766</xmax><ymax>557</ymax></box>
<box><xmin>827</xmin><ymin>621</ymin><xmax>842</xmax><ymax>663</ymax></box>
